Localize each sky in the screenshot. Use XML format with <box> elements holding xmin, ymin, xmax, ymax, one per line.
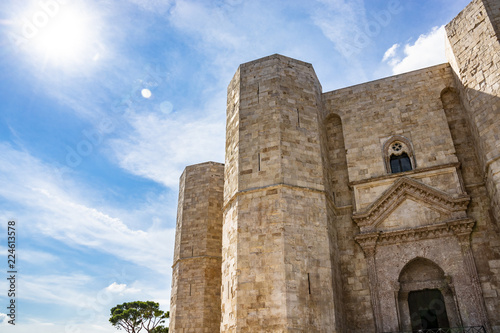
<box><xmin>0</xmin><ymin>0</ymin><xmax>472</xmax><ymax>332</ymax></box>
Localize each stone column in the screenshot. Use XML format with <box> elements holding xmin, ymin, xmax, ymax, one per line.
<box><xmin>451</xmin><ymin>221</ymin><xmax>491</xmax><ymax>331</ymax></box>
<box><xmin>393</xmin><ymin>284</ymin><xmax>402</xmax><ymax>331</ymax></box>
<box><xmin>356</xmin><ymin>233</ymin><xmax>382</xmax><ymax>332</ymax></box>
<box><xmin>398</xmin><ymin>290</ymin><xmax>411</xmax><ymax>331</ymax></box>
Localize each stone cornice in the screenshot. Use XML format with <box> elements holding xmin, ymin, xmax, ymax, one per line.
<box><xmin>355</xmin><ymin>218</ymin><xmax>475</xmax><ymax>249</ymax></box>
<box><xmin>171</xmin><ymin>255</ymin><xmax>222</xmax><ymax>269</ymax></box>
<box><xmin>223</xmin><ymin>182</ymin><xmax>325</xmax><ymax>211</ymax></box>
<box><xmin>485</xmin><ymin>153</ymin><xmax>500</xmax><ymax>174</ymax></box>
<box><xmin>349</xmin><ymin>162</ymin><xmax>460</xmax><ymax>187</ymax></box>
<box><xmin>352</xmin><ymin>177</ymin><xmax>470</xmax><ymax>231</ymax></box>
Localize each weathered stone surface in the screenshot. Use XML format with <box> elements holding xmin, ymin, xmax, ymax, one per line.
<box><xmin>171</xmin><ymin>1</ymin><xmax>500</xmax><ymax>332</ymax></box>
<box><xmin>221</xmin><ymin>54</ymin><xmax>342</xmax><ymax>332</ymax></box>
<box><xmin>170</xmin><ymin>162</ymin><xmax>224</xmax><ymax>333</ymax></box>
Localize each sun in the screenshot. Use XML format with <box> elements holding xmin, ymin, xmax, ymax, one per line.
<box><xmin>19</xmin><ymin>1</ymin><xmax>102</xmax><ymax>68</ymax></box>
<box><xmin>34</xmin><ymin>8</ymin><xmax>88</xmax><ymax>61</ymax></box>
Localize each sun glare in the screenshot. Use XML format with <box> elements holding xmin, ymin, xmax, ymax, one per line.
<box><xmin>18</xmin><ymin>1</ymin><xmax>102</xmax><ymax>69</ymax></box>
<box><xmin>35</xmin><ymin>9</ymin><xmax>88</xmax><ymax>60</ymax></box>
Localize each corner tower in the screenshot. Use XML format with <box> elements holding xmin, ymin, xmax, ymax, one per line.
<box><xmin>445</xmin><ymin>0</ymin><xmax>500</xmax><ymax>226</ymax></box>
<box><xmin>170</xmin><ymin>162</ymin><xmax>224</xmax><ymax>332</ymax></box>
<box><xmin>222</xmin><ymin>54</ymin><xmax>343</xmax><ymax>332</ymax></box>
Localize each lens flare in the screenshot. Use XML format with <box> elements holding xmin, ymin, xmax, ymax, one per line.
<box><xmin>141</xmin><ymin>89</ymin><xmax>152</xmax><ymax>99</ymax></box>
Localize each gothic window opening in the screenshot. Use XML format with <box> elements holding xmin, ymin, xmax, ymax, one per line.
<box><xmin>383</xmin><ymin>136</ymin><xmax>416</xmax><ymax>174</ymax></box>
<box><xmin>390</xmin><ymin>152</ymin><xmax>412</xmax><ymax>173</ymax></box>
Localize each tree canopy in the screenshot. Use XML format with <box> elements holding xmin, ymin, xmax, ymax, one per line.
<box><xmin>109</xmin><ymin>301</ymin><xmax>169</xmax><ymax>333</ymax></box>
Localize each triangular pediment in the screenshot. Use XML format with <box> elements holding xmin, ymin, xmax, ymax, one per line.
<box><xmin>377</xmin><ymin>197</ymin><xmax>451</xmax><ymax>231</ymax></box>
<box><xmin>352</xmin><ymin>177</ymin><xmax>469</xmax><ymax>232</ymax></box>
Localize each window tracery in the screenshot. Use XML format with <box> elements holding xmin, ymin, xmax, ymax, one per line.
<box><xmin>383</xmin><ymin>136</ymin><xmax>415</xmax><ymax>174</ymax></box>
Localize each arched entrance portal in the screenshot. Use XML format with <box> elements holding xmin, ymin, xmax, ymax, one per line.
<box><xmin>397</xmin><ymin>258</ymin><xmax>462</xmax><ymax>331</ymax></box>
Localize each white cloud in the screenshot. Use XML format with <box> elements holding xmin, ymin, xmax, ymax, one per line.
<box><xmin>0</xmin><ymin>313</ymin><xmax>8</xmax><ymax>325</ymax></box>
<box><xmin>309</xmin><ymin>0</ymin><xmax>372</xmax><ymax>85</ymax></box>
<box><xmin>0</xmin><ymin>273</ymin><xmax>113</xmax><ymax>314</ymax></box>
<box><xmin>0</xmin><ymin>140</ymin><xmax>171</xmax><ymax>333</ymax></box>
<box><xmin>164</xmin><ymin>0</ymin><xmax>331</xmax><ymax>75</ymax></box>
<box><xmin>106</xmin><ymin>282</ymin><xmax>141</xmax><ymax>294</ymax></box>
<box><xmin>383</xmin><ymin>25</ymin><xmax>447</xmax><ymax>75</ymax></box>
<box><xmin>382</xmin><ymin>43</ymin><xmax>399</xmax><ymax>62</ymax></box>
<box><xmin>311</xmin><ymin>0</ymin><xmax>368</xmax><ymax>57</ymax></box>
<box><xmin>18</xmin><ymin>249</ymin><xmax>59</xmax><ymax>266</ymax></box>
<box><xmin>169</xmin><ymin>1</ymin><xmax>244</xmax><ymax>51</ymax></box>
<box><xmin>0</xmin><ymin>143</ymin><xmax>174</xmax><ymax>275</ymax></box>
<box><xmin>127</xmin><ymin>0</ymin><xmax>174</xmax><ymax>13</ymax></box>
<box><xmin>106</xmin><ymin>282</ymin><xmax>127</xmax><ymax>293</ymax></box>
<box><xmin>0</xmin><ymin>321</ymin><xmax>115</xmax><ymax>333</ymax></box>
<box><xmin>110</xmin><ymin>109</ymin><xmax>225</xmax><ymax>188</ymax></box>
<box><xmin>19</xmin><ymin>274</ymin><xmax>94</xmax><ymax>307</ymax></box>
<box><xmin>0</xmin><ymin>272</ymin><xmax>168</xmax><ymax>326</ymax></box>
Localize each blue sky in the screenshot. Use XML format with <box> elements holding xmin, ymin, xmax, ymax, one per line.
<box><xmin>0</xmin><ymin>0</ymin><xmax>471</xmax><ymax>331</ymax></box>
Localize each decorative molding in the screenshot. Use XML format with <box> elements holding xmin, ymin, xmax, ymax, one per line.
<box><xmin>355</xmin><ymin>217</ymin><xmax>477</xmax><ymax>332</ymax></box>
<box><xmin>465</xmin><ymin>182</ymin><xmax>486</xmax><ymax>189</ymax></box>
<box><xmin>484</xmin><ymin>152</ymin><xmax>500</xmax><ymax>175</ymax></box>
<box><xmin>349</xmin><ymin>162</ymin><xmax>460</xmax><ymax>186</ymax></box>
<box><xmin>399</xmin><ymin>279</ymin><xmax>449</xmax><ymax>294</ymax></box>
<box><xmin>172</xmin><ymin>255</ymin><xmax>222</xmax><ymax>269</ymax></box>
<box><xmin>355</xmin><ymin>218</ymin><xmax>475</xmax><ymax>248</ymax></box>
<box><xmin>457</xmin><ymin>225</ymin><xmax>491</xmax><ymax>331</ymax></box>
<box><xmin>355</xmin><ymin>232</ymin><xmax>379</xmax><ymax>256</ymax></box>
<box><xmin>223</xmin><ymin>182</ymin><xmax>325</xmax><ymax>211</ymax></box>
<box><xmin>352</xmin><ymin>177</ymin><xmax>470</xmax><ymax>231</ymax></box>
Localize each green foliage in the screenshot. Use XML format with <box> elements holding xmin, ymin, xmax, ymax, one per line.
<box><xmin>109</xmin><ymin>301</ymin><xmax>169</xmax><ymax>333</ymax></box>
<box><xmin>150</xmin><ymin>326</ymin><xmax>169</xmax><ymax>333</ymax></box>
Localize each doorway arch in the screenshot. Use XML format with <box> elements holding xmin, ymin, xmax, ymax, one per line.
<box><xmin>397</xmin><ymin>257</ymin><xmax>462</xmax><ymax>331</ymax></box>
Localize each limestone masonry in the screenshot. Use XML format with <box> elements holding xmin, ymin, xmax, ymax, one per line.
<box><xmin>170</xmin><ymin>0</ymin><xmax>500</xmax><ymax>332</ymax></box>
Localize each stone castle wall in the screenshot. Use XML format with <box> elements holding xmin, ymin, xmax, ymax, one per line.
<box><xmin>445</xmin><ymin>0</ymin><xmax>500</xmax><ymax>327</ymax></box>
<box><xmin>170</xmin><ymin>162</ymin><xmax>224</xmax><ymax>332</ymax></box>
<box><xmin>446</xmin><ymin>0</ymin><xmax>500</xmax><ymax>227</ymax></box>
<box><xmin>221</xmin><ymin>55</ymin><xmax>343</xmax><ymax>332</ymax></box>
<box><xmin>170</xmin><ymin>0</ymin><xmax>500</xmax><ymax>331</ymax></box>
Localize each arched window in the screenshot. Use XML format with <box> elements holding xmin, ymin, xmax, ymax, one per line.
<box><xmin>390</xmin><ymin>152</ymin><xmax>412</xmax><ymax>173</ymax></box>
<box><xmin>383</xmin><ymin>136</ymin><xmax>416</xmax><ymax>174</ymax></box>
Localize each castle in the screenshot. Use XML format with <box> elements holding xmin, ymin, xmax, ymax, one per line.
<box><xmin>169</xmin><ymin>0</ymin><xmax>500</xmax><ymax>331</ymax></box>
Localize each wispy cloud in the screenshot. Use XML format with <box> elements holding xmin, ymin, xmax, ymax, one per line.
<box><xmin>309</xmin><ymin>0</ymin><xmax>373</xmax><ymax>84</ymax></box>
<box><xmin>18</xmin><ymin>249</ymin><xmax>59</xmax><ymax>266</ymax></box>
<box><xmin>310</xmin><ymin>0</ymin><xmax>368</xmax><ymax>57</ymax></box>
<box><xmin>0</xmin><ymin>271</ymin><xmax>168</xmax><ymax>331</ymax></box>
<box><xmin>127</xmin><ymin>0</ymin><xmax>175</xmax><ymax>14</ymax></box>
<box><xmin>0</xmin><ymin>143</ymin><xmax>174</xmax><ymax>274</ymax></box>
<box><xmin>382</xmin><ymin>25</ymin><xmax>446</xmax><ymax>74</ymax></box>
<box><xmin>169</xmin><ymin>0</ymin><xmax>245</xmax><ymax>51</ymax></box>
<box><xmin>109</xmin><ymin>109</ymin><xmax>225</xmax><ymax>188</ymax></box>
<box><xmin>0</xmin><ymin>313</ymin><xmax>7</xmax><ymax>325</ymax></box>
<box><xmin>19</xmin><ymin>274</ymin><xmax>94</xmax><ymax>307</ymax></box>
<box><xmin>382</xmin><ymin>43</ymin><xmax>399</xmax><ymax>62</ymax></box>
<box><xmin>0</xmin><ymin>321</ymin><xmax>114</xmax><ymax>333</ymax></box>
